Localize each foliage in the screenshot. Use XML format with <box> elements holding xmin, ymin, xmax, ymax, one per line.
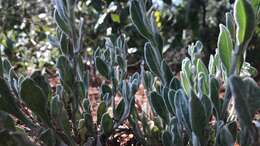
<box><xmin>0</xmin><ymin>0</ymin><xmax>260</xmax><ymax>146</ymax></box>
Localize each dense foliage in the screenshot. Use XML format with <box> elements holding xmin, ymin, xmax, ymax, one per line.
<box><xmin>0</xmin><ymin>0</ymin><xmax>260</xmax><ymax>146</ymax></box>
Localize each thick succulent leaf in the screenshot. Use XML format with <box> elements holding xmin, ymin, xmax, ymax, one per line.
<box><xmin>226</xmin><ymin>12</ymin><xmax>236</xmax><ymax>40</ymax></box>
<box><xmin>31</xmin><ymin>71</ymin><xmax>52</xmax><ymax>99</ymax></box>
<box><xmin>54</xmin><ymin>9</ymin><xmax>70</xmax><ymax>34</ymax></box>
<box><xmin>169</xmin><ymin>77</ymin><xmax>181</xmax><ymax>90</ymax></box>
<box><xmin>2</xmin><ymin>59</ymin><xmax>11</xmax><ymax>76</ymax></box>
<box><xmin>209</xmin><ymin>77</ymin><xmax>221</xmax><ymax>119</ymax></box>
<box><xmin>57</xmin><ymin>56</ymin><xmax>74</xmax><ymax>86</ymax></box>
<box><xmin>218</xmin><ymin>24</ymin><xmax>233</xmax><ymax>73</ymax></box>
<box><xmin>101</xmin><ymin>113</ymin><xmax>113</xmax><ymax>135</ymax></box>
<box><xmin>196</xmin><ymin>59</ymin><xmax>208</xmax><ymax>75</ymax></box>
<box><xmin>234</xmin><ymin>0</ymin><xmax>256</xmax><ymax>45</ymax></box>
<box><xmin>162</xmin><ymin>130</ymin><xmax>173</xmax><ymax>146</ymax></box>
<box><xmin>95</xmin><ymin>57</ymin><xmax>110</xmax><ymax>79</ymax></box>
<box><xmin>197</xmin><ymin>72</ymin><xmax>209</xmax><ymax>97</ymax></box>
<box><xmin>97</xmin><ymin>101</ymin><xmax>106</xmax><ymax>125</ymax></box>
<box><xmin>130</xmin><ymin>0</ymin><xmax>163</xmax><ymax>53</ymax></box>
<box><xmin>0</xmin><ymin>77</ymin><xmax>34</xmax><ymax>128</ymax></box>
<box><xmin>143</xmin><ymin>71</ymin><xmax>154</xmax><ymax>91</ymax></box>
<box><xmin>83</xmin><ymin>113</ymin><xmax>95</xmax><ymax>136</ymax></box>
<box><xmin>144</xmin><ymin>43</ymin><xmax>162</xmax><ymax>76</ymax></box>
<box><xmin>50</xmin><ymin>95</ymin><xmax>70</xmax><ymax>135</ymax></box>
<box><xmin>229</xmin><ymin>76</ymin><xmax>260</xmax><ymax>127</ymax></box>
<box><xmin>160</xmin><ymin>60</ymin><xmax>173</xmax><ymax>85</ymax></box>
<box><xmin>190</xmin><ymin>91</ymin><xmax>207</xmax><ymax>145</ymax></box>
<box><xmin>201</xmin><ymin>95</ymin><xmax>213</xmax><ymax>121</ymax></box>
<box><xmin>150</xmin><ymin>91</ymin><xmax>169</xmax><ymax>124</ymax></box>
<box><xmin>114</xmin><ymin>99</ymin><xmax>125</xmax><ymax>121</ymax></box>
<box><xmin>216</xmin><ymin>122</ymin><xmax>235</xmax><ymax>146</ymax></box>
<box><xmin>60</xmin><ymin>33</ymin><xmax>73</xmax><ymax>56</ymax></box>
<box><xmin>130</xmin><ymin>0</ymin><xmax>153</xmax><ymax>41</ymax></box>
<box><xmin>20</xmin><ymin>78</ymin><xmax>50</xmax><ymax>125</ymax></box>
<box><xmin>174</xmin><ymin>89</ymin><xmax>191</xmax><ymax>135</ymax></box>
<box><xmin>168</xmin><ymin>89</ymin><xmax>176</xmax><ymax>114</ymax></box>
<box><xmin>162</xmin><ymin>86</ymin><xmax>174</xmax><ymax>115</ymax></box>
<box><xmin>170</xmin><ymin>117</ymin><xmax>183</xmax><ymax>146</ymax></box>
<box><xmin>180</xmin><ymin>71</ymin><xmax>191</xmax><ymax>97</ymax></box>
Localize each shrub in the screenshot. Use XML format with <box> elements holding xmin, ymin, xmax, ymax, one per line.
<box><xmin>0</xmin><ymin>0</ymin><xmax>260</xmax><ymax>146</ymax></box>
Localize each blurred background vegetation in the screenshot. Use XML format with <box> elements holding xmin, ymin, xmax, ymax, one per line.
<box><xmin>0</xmin><ymin>0</ymin><xmax>259</xmax><ymax>79</ymax></box>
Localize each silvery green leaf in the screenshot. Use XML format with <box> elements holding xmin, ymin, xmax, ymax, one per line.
<box><xmin>144</xmin><ymin>43</ymin><xmax>162</xmax><ymax>76</ymax></box>
<box><xmin>169</xmin><ymin>77</ymin><xmax>181</xmax><ymax>90</ymax></box>
<box><xmin>20</xmin><ymin>78</ymin><xmax>50</xmax><ymax>125</ymax></box>
<box><xmin>150</xmin><ymin>91</ymin><xmax>169</xmax><ymax>124</ymax></box>
<box><xmin>180</xmin><ymin>71</ymin><xmax>191</xmax><ymax>97</ymax></box>
<box><xmin>234</xmin><ymin>0</ymin><xmax>256</xmax><ymax>45</ymax></box>
<box><xmin>209</xmin><ymin>77</ymin><xmax>221</xmax><ymax>119</ymax></box>
<box><xmin>225</xmin><ymin>12</ymin><xmax>236</xmax><ymax>41</ymax></box>
<box><xmin>97</xmin><ymin>101</ymin><xmax>106</xmax><ymax>125</ymax></box>
<box><xmin>196</xmin><ymin>59</ymin><xmax>208</xmax><ymax>75</ymax></box>
<box><xmin>95</xmin><ymin>57</ymin><xmax>110</xmax><ymax>79</ymax></box>
<box><xmin>54</xmin><ymin>9</ymin><xmax>70</xmax><ymax>34</ymax></box>
<box><xmin>190</xmin><ymin>91</ymin><xmax>207</xmax><ymax>145</ymax></box>
<box><xmin>160</xmin><ymin>60</ymin><xmax>173</xmax><ymax>85</ymax></box>
<box><xmin>174</xmin><ymin>89</ymin><xmax>191</xmax><ymax>135</ymax></box>
<box><xmin>101</xmin><ymin>113</ymin><xmax>113</xmax><ymax>136</ymax></box>
<box><xmin>218</xmin><ymin>24</ymin><xmax>233</xmax><ymax>73</ymax></box>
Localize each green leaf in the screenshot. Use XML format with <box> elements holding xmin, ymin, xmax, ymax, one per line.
<box><xmin>180</xmin><ymin>71</ymin><xmax>191</xmax><ymax>97</ymax></box>
<box><xmin>20</xmin><ymin>78</ymin><xmax>50</xmax><ymax>125</ymax></box>
<box><xmin>95</xmin><ymin>57</ymin><xmax>110</xmax><ymax>79</ymax></box>
<box><xmin>196</xmin><ymin>59</ymin><xmax>208</xmax><ymax>75</ymax></box>
<box><xmin>57</xmin><ymin>56</ymin><xmax>74</xmax><ymax>86</ymax></box>
<box><xmin>54</xmin><ymin>9</ymin><xmax>70</xmax><ymax>34</ymax></box>
<box><xmin>209</xmin><ymin>77</ymin><xmax>221</xmax><ymax>119</ymax></box>
<box><xmin>0</xmin><ymin>77</ymin><xmax>34</xmax><ymax>128</ymax></box>
<box><xmin>217</xmin><ymin>122</ymin><xmax>235</xmax><ymax>146</ymax></box>
<box><xmin>130</xmin><ymin>0</ymin><xmax>163</xmax><ymax>53</ymax></box>
<box><xmin>150</xmin><ymin>91</ymin><xmax>169</xmax><ymax>124</ymax></box>
<box><xmin>174</xmin><ymin>89</ymin><xmax>191</xmax><ymax>135</ymax></box>
<box><xmin>111</xmin><ymin>13</ymin><xmax>120</xmax><ymax>23</ymax></box>
<box><xmin>197</xmin><ymin>72</ymin><xmax>209</xmax><ymax>97</ymax></box>
<box><xmin>190</xmin><ymin>91</ymin><xmax>207</xmax><ymax>145</ymax></box>
<box><xmin>130</xmin><ymin>0</ymin><xmax>153</xmax><ymax>42</ymax></box>
<box><xmin>169</xmin><ymin>77</ymin><xmax>181</xmax><ymax>90</ymax></box>
<box><xmin>143</xmin><ymin>71</ymin><xmax>154</xmax><ymax>91</ymax></box>
<box><xmin>160</xmin><ymin>60</ymin><xmax>173</xmax><ymax>85</ymax></box>
<box><xmin>144</xmin><ymin>43</ymin><xmax>162</xmax><ymax>76</ymax></box>
<box><xmin>234</xmin><ymin>0</ymin><xmax>256</xmax><ymax>45</ymax></box>
<box><xmin>60</xmin><ymin>33</ymin><xmax>72</xmax><ymax>56</ymax></box>
<box><xmin>201</xmin><ymin>95</ymin><xmax>212</xmax><ymax>121</ymax></box>
<box><xmin>218</xmin><ymin>24</ymin><xmax>233</xmax><ymax>73</ymax></box>
<box><xmin>50</xmin><ymin>95</ymin><xmax>70</xmax><ymax>135</ymax></box>
<box><xmin>114</xmin><ymin>99</ymin><xmax>125</xmax><ymax>121</ymax></box>
<box><xmin>2</xmin><ymin>59</ymin><xmax>11</xmax><ymax>76</ymax></box>
<box><xmin>97</xmin><ymin>102</ymin><xmax>106</xmax><ymax>125</ymax></box>
<box><xmin>229</xmin><ymin>76</ymin><xmax>260</xmax><ymax>127</ymax></box>
<box><xmin>101</xmin><ymin>113</ymin><xmax>113</xmax><ymax>135</ymax></box>
<box><xmin>31</xmin><ymin>71</ymin><xmax>51</xmax><ymax>99</ymax></box>
<box><xmin>225</xmin><ymin>12</ymin><xmax>236</xmax><ymax>40</ymax></box>
<box><xmin>168</xmin><ymin>89</ymin><xmax>176</xmax><ymax>114</ymax></box>
<box><xmin>162</xmin><ymin>86</ymin><xmax>174</xmax><ymax>115</ymax></box>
